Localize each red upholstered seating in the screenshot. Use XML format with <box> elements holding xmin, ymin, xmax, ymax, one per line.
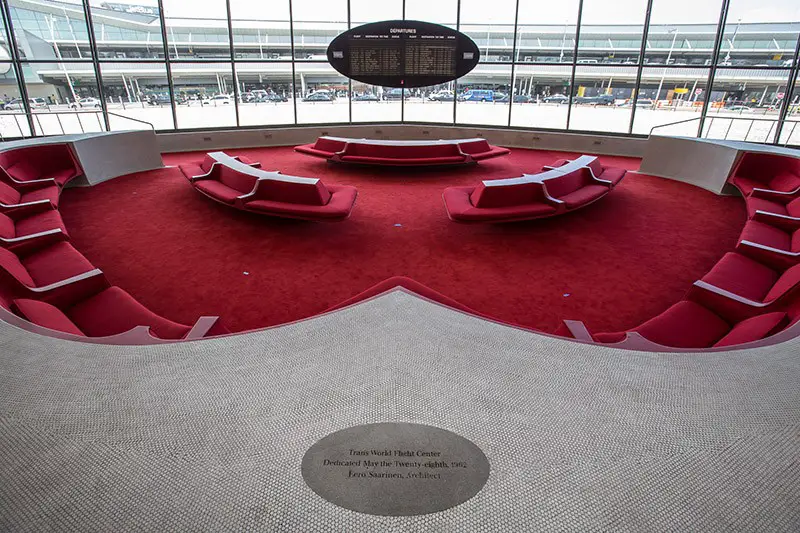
<box><xmin>244</xmin><ymin>184</ymin><xmax>357</xmax><ymax>221</ymax></box>
<box><xmin>178</xmin><ymin>153</ymin><xmax>261</xmax><ymax>181</ymax></box>
<box><xmin>746</xmin><ymin>195</ymin><xmax>800</xmax><ymax>220</ymax></box>
<box><xmin>443</xmin><ymin>184</ymin><xmax>559</xmax><ymax>223</ymax></box>
<box><xmin>12</xmin><ymin>287</ymin><xmax>195</xmax><ymax>339</ymax></box>
<box><xmin>193</xmin><ymin>165</ymin><xmax>259</xmax><ymax>205</ymax></box>
<box><xmin>543</xmin><ymin>157</ymin><xmax>627</xmax><ymax>188</ymax></box>
<box><xmin>296</xmin><ymin>137</ymin><xmax>508</xmax><ymax>166</ymax></box>
<box><xmin>338</xmin><ymin>143</ymin><xmax>467</xmax><ymax>166</ymax></box>
<box><xmin>730</xmin><ymin>152</ymin><xmax>800</xmax><ymax>196</ymax></box>
<box><xmin>737</xmin><ymin>220</ymin><xmax>799</xmax><ymax>267</ymax></box>
<box><xmin>593</xmin><ymin>300</ymin><xmax>790</xmax><ymax>349</ymax></box>
<box><xmin>542</xmin><ymin>169</ymin><xmax>611</xmax><ymax>209</ymax></box>
<box><xmin>294</xmin><ymin>137</ymin><xmax>348</xmax><ymax>159</ymax></box>
<box><xmin>5</xmin><ymin>242</ymin><xmax>94</xmax><ymax>287</ymax></box>
<box><xmin>0</xmin><ymin>208</ymin><xmax>68</xmax><ymax>252</ymax></box>
<box><xmin>458</xmin><ymin>139</ymin><xmax>511</xmax><ymax>161</ymax></box>
<box><xmin>701</xmin><ymin>252</ymin><xmax>779</xmax><ymax>302</ymax></box>
<box><xmin>0</xmin><ymin>180</ymin><xmax>60</xmax><ymax>208</ymax></box>
<box><xmin>0</xmin><ymin>144</ymin><xmax>81</xmax><ymax>188</ymax></box>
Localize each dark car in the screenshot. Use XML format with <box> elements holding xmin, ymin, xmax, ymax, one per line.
<box><xmin>353</xmin><ymin>93</ymin><xmax>379</xmax><ymax>102</ymax></box>
<box><xmin>303</xmin><ymin>92</ymin><xmax>333</xmax><ymax>102</ymax></box>
<box><xmin>266</xmin><ymin>94</ymin><xmax>288</xmax><ymax>102</ymax></box>
<box><xmin>147</xmin><ymin>93</ymin><xmax>171</xmax><ymax>106</ymax></box>
<box><xmin>495</xmin><ymin>94</ymin><xmax>532</xmax><ymax>103</ymax></box>
<box><xmin>574</xmin><ymin>94</ymin><xmax>615</xmax><ymax>105</ymax></box>
<box><xmin>542</xmin><ymin>94</ymin><xmax>569</xmax><ymax>104</ymax></box>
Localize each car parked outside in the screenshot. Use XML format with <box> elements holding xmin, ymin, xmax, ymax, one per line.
<box><xmin>303</xmin><ymin>92</ymin><xmax>334</xmax><ymax>102</ymax></box>
<box><xmin>428</xmin><ymin>90</ymin><xmax>454</xmax><ymax>101</ymax></box>
<box><xmin>70</xmin><ymin>97</ymin><xmax>102</xmax><ymax>109</ymax></box>
<box><xmin>495</xmin><ymin>94</ymin><xmax>531</xmax><ymax>103</ymax></box>
<box><xmin>574</xmin><ymin>94</ymin><xmax>615</xmax><ymax>105</ymax></box>
<box><xmin>353</xmin><ymin>93</ymin><xmax>379</xmax><ymax>101</ymax></box>
<box><xmin>542</xmin><ymin>94</ymin><xmax>569</xmax><ymax>104</ymax></box>
<box><xmin>382</xmin><ymin>88</ymin><xmax>410</xmax><ymax>100</ymax></box>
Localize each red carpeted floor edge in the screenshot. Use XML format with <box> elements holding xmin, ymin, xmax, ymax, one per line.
<box><xmin>58</xmin><ymin>146</ymin><xmax>745</xmax><ymax>335</ymax></box>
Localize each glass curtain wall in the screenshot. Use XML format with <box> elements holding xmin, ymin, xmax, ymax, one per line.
<box><xmin>0</xmin><ymin>0</ymin><xmax>798</xmax><ymax>146</ymax></box>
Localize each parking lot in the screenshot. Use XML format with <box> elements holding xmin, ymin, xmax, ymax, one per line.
<box><xmin>1</xmin><ymin>99</ymin><xmax>797</xmax><ymax>145</ymax></box>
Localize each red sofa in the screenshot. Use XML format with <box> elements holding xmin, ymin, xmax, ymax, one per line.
<box><xmin>187</xmin><ymin>153</ymin><xmax>357</xmax><ymax>221</ymax></box>
<box><xmin>745</xmin><ymin>193</ymin><xmax>800</xmax><ymax>222</ymax></box>
<box><xmin>0</xmin><ymin>207</ymin><xmax>68</xmax><ymax>253</ymax></box>
<box><xmin>11</xmin><ymin>287</ymin><xmax>227</xmax><ymax>340</ymax></box>
<box><xmin>295</xmin><ymin>137</ymin><xmax>348</xmax><ymax>159</ymax></box>
<box><xmin>541</xmin><ymin>167</ymin><xmax>611</xmax><ymax>209</ymax></box>
<box><xmin>729</xmin><ymin>152</ymin><xmax>800</xmax><ymax>196</ymax></box>
<box><xmin>0</xmin><ymin>179</ymin><xmax>60</xmax><ymax>210</ymax></box>
<box><xmin>736</xmin><ymin>219</ymin><xmax>799</xmax><ymax>269</ymax></box>
<box><xmin>587</xmin><ymin>298</ymin><xmax>797</xmax><ymax>349</ymax></box>
<box><xmin>689</xmin><ymin>252</ymin><xmax>800</xmax><ymax>323</ymax></box>
<box><xmin>444</xmin><ymin>157</ymin><xmax>618</xmax><ymax>223</ymax></box>
<box><xmin>452</xmin><ymin>139</ymin><xmax>511</xmax><ymax>161</ymax></box>
<box><xmin>295</xmin><ymin>137</ymin><xmax>510</xmax><ymax>166</ymax></box>
<box><xmin>443</xmin><ymin>181</ymin><xmax>560</xmax><ymax>223</ymax></box>
<box><xmin>0</xmin><ymin>144</ymin><xmax>82</xmax><ymax>188</ymax></box>
<box><xmin>178</xmin><ymin>153</ymin><xmax>260</xmax><ymax>181</ymax></box>
<box><xmin>544</xmin><ymin>157</ymin><xmax>627</xmax><ymax>188</ymax></box>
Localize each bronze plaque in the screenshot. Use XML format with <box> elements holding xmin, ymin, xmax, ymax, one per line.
<box><xmin>301</xmin><ymin>422</ymin><xmax>490</xmax><ymax>516</ymax></box>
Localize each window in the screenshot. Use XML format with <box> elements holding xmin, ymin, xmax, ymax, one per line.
<box><xmin>100</xmin><ymin>62</ymin><xmax>174</xmax><ymax>130</ymax></box>
<box><xmin>235</xmin><ymin>63</ymin><xmax>295</xmax><ymax>126</ymax></box>
<box><xmin>162</xmin><ymin>0</ymin><xmax>230</xmax><ymax>61</ymax></box>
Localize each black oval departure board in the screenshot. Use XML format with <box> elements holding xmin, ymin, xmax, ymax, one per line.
<box><xmin>326</xmin><ymin>20</ymin><xmax>480</xmax><ymax>88</ymax></box>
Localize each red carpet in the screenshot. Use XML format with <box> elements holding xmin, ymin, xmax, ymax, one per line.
<box><xmin>59</xmin><ymin>146</ymin><xmax>745</xmax><ymax>334</ymax></box>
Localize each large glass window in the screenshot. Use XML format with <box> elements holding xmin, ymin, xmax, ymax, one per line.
<box><xmin>295</xmin><ymin>65</ymin><xmax>348</xmax><ymax>123</ymax></box>
<box><xmin>89</xmin><ymin>0</ymin><xmax>164</xmax><ymax>60</ymax></box>
<box><xmin>632</xmin><ymin>68</ymin><xmax>708</xmax><ymax>135</ymax></box>
<box><xmin>568</xmin><ymin>66</ymin><xmax>637</xmax><ymax>133</ymax></box>
<box><xmin>577</xmin><ymin>0</ymin><xmax>647</xmax><ymax>64</ymax></box>
<box><xmin>0</xmin><ymin>0</ymin><xmax>796</xmax><ymax>144</ymax></box>
<box><xmin>230</xmin><ymin>0</ymin><xmax>290</xmax><ymax>61</ymax></box>
<box><xmin>718</xmin><ymin>1</ymin><xmax>800</xmax><ymax>67</ymax></box>
<box><xmin>100</xmin><ymin>62</ymin><xmax>174</xmax><ymax>130</ymax></box>
<box><xmin>235</xmin><ymin>63</ymin><xmax>295</xmax><ymax>126</ymax></box>
<box><xmin>162</xmin><ymin>0</ymin><xmax>230</xmax><ymax>61</ymax></box>
<box><xmin>8</xmin><ymin>0</ymin><xmax>93</xmax><ymax>60</ymax></box>
<box><xmin>172</xmin><ymin>62</ymin><xmax>236</xmax><ymax>128</ymax></box>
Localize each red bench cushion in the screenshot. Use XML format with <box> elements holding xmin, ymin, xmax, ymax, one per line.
<box><xmin>342</xmin><ymin>143</ymin><xmax>463</xmax><ymax>159</ymax></box>
<box><xmin>0</xmin><ymin>181</ymin><xmax>22</xmax><ymax>204</ymax></box>
<box><xmin>250</xmin><ymin>179</ymin><xmax>331</xmax><ymax>206</ymax></box>
<box><xmin>600</xmin><ymin>167</ymin><xmax>626</xmax><ymax>187</ymax></box>
<box><xmin>790</xmin><ymin>198</ymin><xmax>800</xmax><ymax>217</ymax></box>
<box><xmin>22</xmin><ymin>242</ymin><xmax>95</xmax><ymax>287</ymax></box>
<box><xmin>702</xmin><ymin>252</ymin><xmax>778</xmax><ymax>302</ymax></box>
<box><xmin>21</xmin><ymin>186</ymin><xmax>60</xmax><ymax>207</ymax></box>
<box><xmin>339</xmin><ymin>155</ymin><xmax>466</xmax><ymax>165</ymax></box>
<box><xmin>0</xmin><ymin>247</ymin><xmax>36</xmax><ymax>286</ymax></box>
<box><xmin>470</xmin><ymin>182</ymin><xmax>546</xmax><ymax>208</ymax></box>
<box><xmin>714</xmin><ymin>312</ymin><xmax>787</xmax><ymax>347</ymax></box>
<box><xmin>13</xmin><ymin>298</ymin><xmax>84</xmax><ymax>336</ymax></box>
<box><xmin>67</xmin><ymin>286</ymin><xmax>191</xmax><ymax>339</ymax></box>
<box><xmin>765</xmin><ymin>263</ymin><xmax>800</xmax><ymax>302</ymax></box>
<box><xmin>0</xmin><ymin>213</ymin><xmax>14</xmax><ymax>239</ymax></box>
<box><xmin>543</xmin><ymin>169</ymin><xmax>591</xmax><ymax>199</ymax></box>
<box><xmin>746</xmin><ymin>196</ymin><xmax>786</xmax><ymax>218</ymax></box>
<box><xmin>314</xmin><ymin>138</ymin><xmax>347</xmax><ymax>153</ymax></box>
<box><xmin>768</xmin><ymin>171</ymin><xmax>800</xmax><ymax>192</ymax></box>
<box><xmin>244</xmin><ymin>185</ymin><xmax>356</xmax><ymax>220</ymax></box>
<box><xmin>633</xmin><ymin>300</ymin><xmax>731</xmax><ymax>348</ymax></box>
<box><xmin>457</xmin><ymin>140</ymin><xmax>491</xmax><ymax>154</ymax></box>
<box><xmin>443</xmin><ymin>186</ymin><xmax>558</xmax><ymax>222</ymax></box>
<box><xmin>739</xmin><ymin>220</ymin><xmax>791</xmax><ymax>251</ymax></box>
<box><xmin>0</xmin><ymin>144</ymin><xmax>80</xmax><ymax>186</ymax></box>
<box><xmin>559</xmin><ymin>184</ymin><xmax>609</xmax><ymax>209</ymax></box>
<box><xmin>194</xmin><ymin>180</ymin><xmax>241</xmax><ymax>204</ymax></box>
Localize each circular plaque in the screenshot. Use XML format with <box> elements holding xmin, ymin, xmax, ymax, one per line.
<box><xmin>301</xmin><ymin>422</ymin><xmax>490</xmax><ymax>516</ymax></box>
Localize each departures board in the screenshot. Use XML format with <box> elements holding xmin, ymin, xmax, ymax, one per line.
<box><xmin>326</xmin><ymin>20</ymin><xmax>480</xmax><ymax>88</ymax></box>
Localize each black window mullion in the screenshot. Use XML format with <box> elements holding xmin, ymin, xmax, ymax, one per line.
<box><xmin>773</xmin><ymin>34</ymin><xmax>800</xmax><ymax>144</ymax></box>
<box><xmin>224</xmin><ymin>0</ymin><xmax>240</xmax><ymax>127</ymax></box>
<box><xmin>565</xmin><ymin>0</ymin><xmax>584</xmax><ymax>130</ymax></box>
<box><xmin>0</xmin><ymin>0</ymin><xmax>36</xmax><ymax>136</ymax></box>
<box><xmin>697</xmin><ymin>0</ymin><xmax>731</xmax><ymax>138</ymax></box>
<box><xmin>81</xmin><ymin>0</ymin><xmax>110</xmax><ymax>131</ymax></box>
<box><xmin>156</xmin><ymin>0</ymin><xmax>178</xmax><ymax>130</ymax></box>
<box><xmin>627</xmin><ymin>0</ymin><xmax>654</xmax><ymax>135</ymax></box>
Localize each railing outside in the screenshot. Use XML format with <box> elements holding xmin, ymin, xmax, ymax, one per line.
<box><xmin>0</xmin><ymin>109</ymin><xmax>154</xmax><ymax>140</ymax></box>
<box><xmin>650</xmin><ymin>115</ymin><xmax>800</xmax><ymax>146</ymax></box>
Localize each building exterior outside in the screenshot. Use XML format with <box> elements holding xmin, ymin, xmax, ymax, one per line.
<box><xmin>0</xmin><ymin>0</ymin><xmax>798</xmax><ymax>145</ymax></box>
